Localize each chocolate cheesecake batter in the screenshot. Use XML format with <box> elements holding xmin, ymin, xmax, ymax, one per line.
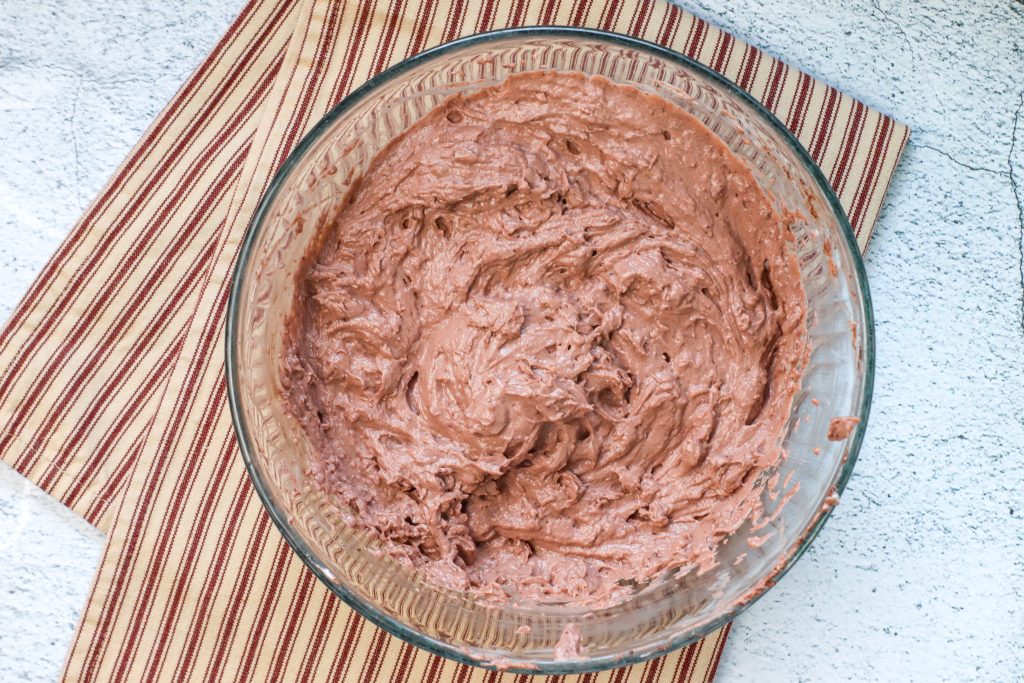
<box><xmin>283</xmin><ymin>72</ymin><xmax>808</xmax><ymax>603</ymax></box>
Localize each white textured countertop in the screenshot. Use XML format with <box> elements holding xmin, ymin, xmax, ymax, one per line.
<box><xmin>1</xmin><ymin>1</ymin><xmax>1022</xmax><ymax>681</ymax></box>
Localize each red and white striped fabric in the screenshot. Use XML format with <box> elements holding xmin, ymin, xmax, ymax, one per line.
<box><xmin>0</xmin><ymin>0</ymin><xmax>908</xmax><ymax>681</ymax></box>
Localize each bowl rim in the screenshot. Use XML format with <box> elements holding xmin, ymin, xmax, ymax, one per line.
<box><xmin>225</xmin><ymin>25</ymin><xmax>874</xmax><ymax>675</ymax></box>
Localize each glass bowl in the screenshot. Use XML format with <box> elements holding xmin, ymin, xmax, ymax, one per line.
<box><xmin>226</xmin><ymin>27</ymin><xmax>872</xmax><ymax>675</ymax></box>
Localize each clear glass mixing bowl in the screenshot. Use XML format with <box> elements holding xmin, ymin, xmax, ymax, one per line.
<box><xmin>226</xmin><ymin>27</ymin><xmax>873</xmax><ymax>675</ymax></box>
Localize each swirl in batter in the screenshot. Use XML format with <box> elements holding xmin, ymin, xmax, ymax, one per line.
<box><xmin>283</xmin><ymin>72</ymin><xmax>807</xmax><ymax>603</ymax></box>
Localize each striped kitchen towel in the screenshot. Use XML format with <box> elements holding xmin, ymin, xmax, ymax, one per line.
<box><xmin>0</xmin><ymin>0</ymin><xmax>909</xmax><ymax>681</ymax></box>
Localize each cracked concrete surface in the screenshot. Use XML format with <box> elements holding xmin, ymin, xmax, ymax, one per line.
<box><xmin>868</xmin><ymin>0</ymin><xmax>914</xmax><ymax>67</ymax></box>
<box><xmin>915</xmin><ymin>144</ymin><xmax>1007</xmax><ymax>178</ymax></box>
<box><xmin>1</xmin><ymin>1</ymin><xmax>1023</xmax><ymax>682</ymax></box>
<box><xmin>1010</xmin><ymin>92</ymin><xmax>1024</xmax><ymax>335</ymax></box>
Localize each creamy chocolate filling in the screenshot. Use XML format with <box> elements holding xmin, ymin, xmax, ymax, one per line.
<box><xmin>283</xmin><ymin>72</ymin><xmax>808</xmax><ymax>602</ymax></box>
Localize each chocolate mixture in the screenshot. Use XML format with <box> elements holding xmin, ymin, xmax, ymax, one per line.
<box><xmin>283</xmin><ymin>72</ymin><xmax>808</xmax><ymax>603</ymax></box>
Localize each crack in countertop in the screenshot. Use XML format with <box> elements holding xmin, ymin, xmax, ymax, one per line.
<box><xmin>69</xmin><ymin>79</ymin><xmax>84</xmax><ymax>208</ymax></box>
<box><xmin>916</xmin><ymin>143</ymin><xmax>1008</xmax><ymax>177</ymax></box>
<box><xmin>868</xmin><ymin>0</ymin><xmax>915</xmax><ymax>65</ymax></box>
<box><xmin>1010</xmin><ymin>90</ymin><xmax>1024</xmax><ymax>338</ymax></box>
